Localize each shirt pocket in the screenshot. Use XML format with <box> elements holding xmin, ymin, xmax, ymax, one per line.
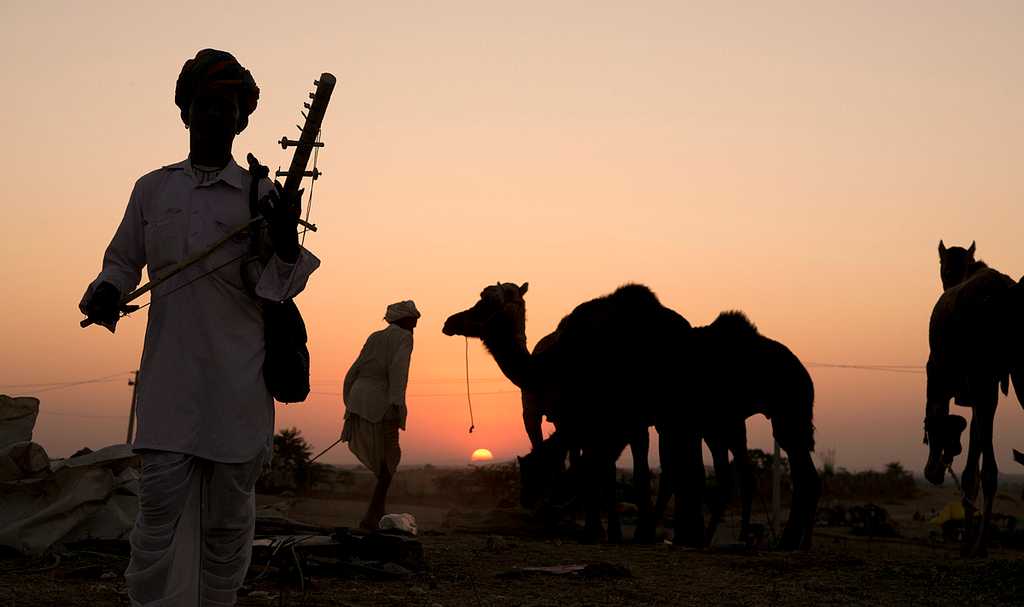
<box><xmin>209</xmin><ymin>215</ymin><xmax>253</xmax><ymax>291</ymax></box>
<box><xmin>143</xmin><ymin>208</ymin><xmax>185</xmax><ymax>276</ymax></box>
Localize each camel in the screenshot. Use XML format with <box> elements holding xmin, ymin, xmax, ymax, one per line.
<box><xmin>924</xmin><ymin>241</ymin><xmax>1024</xmax><ymax>556</ymax></box>
<box><xmin>442</xmin><ymin>282</ymin><xmax>700</xmax><ymax>544</ymax></box>
<box><xmin>652</xmin><ymin>417</ymin><xmax>756</xmax><ymax>546</ymax></box>
<box><xmin>519</xmin><ymin>329</ymin><xmax>658</xmax><ymax>542</ymax></box>
<box><xmin>518</xmin><ymin>415</ymin><xmax>656</xmax><ymax>542</ymax></box>
<box><xmin>654</xmin><ymin>311</ymin><xmax>819</xmax><ymax>549</ymax></box>
<box><xmin>523</xmin><ymin>417</ymin><xmax>751</xmax><ymax>546</ymax></box>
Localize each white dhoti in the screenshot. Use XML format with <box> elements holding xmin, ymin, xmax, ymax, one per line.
<box><xmin>126</xmin><ymin>450</ymin><xmax>266</xmax><ymax>607</ymax></box>
<box><xmin>340</xmin><ymin>406</ymin><xmax>402</xmax><ymax>478</ymax></box>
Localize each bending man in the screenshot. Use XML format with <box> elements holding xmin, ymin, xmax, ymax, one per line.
<box><xmin>342</xmin><ymin>301</ymin><xmax>419</xmax><ymax>529</ymax></box>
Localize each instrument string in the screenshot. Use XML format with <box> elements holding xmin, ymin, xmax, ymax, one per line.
<box><xmin>127</xmin><ymin>252</ymin><xmax>247</xmax><ymax>315</ymax></box>
<box><xmin>300</xmin><ymin>129</ymin><xmax>321</xmax><ymax>248</ymax></box>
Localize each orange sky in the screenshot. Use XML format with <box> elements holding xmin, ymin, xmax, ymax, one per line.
<box><xmin>1</xmin><ymin>2</ymin><xmax>1023</xmax><ymax>472</ymax></box>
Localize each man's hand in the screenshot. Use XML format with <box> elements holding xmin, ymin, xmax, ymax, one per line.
<box><xmin>258</xmin><ymin>182</ymin><xmax>301</xmax><ymax>263</ymax></box>
<box><xmin>82</xmin><ymin>281</ymin><xmax>122</xmax><ymax>333</ymax></box>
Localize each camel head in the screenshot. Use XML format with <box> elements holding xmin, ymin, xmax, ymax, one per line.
<box><xmin>442</xmin><ymin>282</ymin><xmax>529</xmax><ymax>340</ymax></box>
<box><xmin>938</xmin><ymin>240</ymin><xmax>976</xmax><ymax>291</ymax></box>
<box><xmin>923</xmin><ymin>413</ymin><xmax>968</xmax><ymax>485</ymax></box>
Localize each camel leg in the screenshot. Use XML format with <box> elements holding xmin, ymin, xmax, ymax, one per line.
<box><xmin>670</xmin><ymin>427</ymin><xmax>705</xmax><ymax>548</ymax></box>
<box><xmin>631</xmin><ymin>428</ymin><xmax>657</xmax><ymax>543</ymax></box>
<box><xmin>605</xmin><ymin>454</ymin><xmax>624</xmax><ymax>544</ymax></box>
<box><xmin>960</xmin><ymin>408</ymin><xmax>984</xmax><ymax>556</ymax></box>
<box><xmin>780</xmin><ymin>447</ymin><xmax>820</xmax><ymax>550</ymax></box>
<box><xmin>653</xmin><ymin>426</ymin><xmax>673</xmax><ymax>527</ymax></box>
<box><xmin>730</xmin><ymin>425</ymin><xmax>755</xmax><ymax>545</ymax></box>
<box><xmin>580</xmin><ymin>448</ymin><xmax>605</xmax><ymax>544</ymax></box>
<box><xmin>971</xmin><ymin>398</ymin><xmax>998</xmax><ymax>558</ymax></box>
<box><xmin>704</xmin><ymin>433</ymin><xmax>732</xmax><ymax>547</ymax></box>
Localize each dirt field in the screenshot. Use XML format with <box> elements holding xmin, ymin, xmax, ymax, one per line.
<box><xmin>3</xmin><ymin>477</ymin><xmax>1024</xmax><ymax>607</ymax></box>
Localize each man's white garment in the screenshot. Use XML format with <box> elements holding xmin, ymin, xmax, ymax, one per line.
<box><xmin>343</xmin><ymin>324</ymin><xmax>414</xmax><ymax>430</ymax></box>
<box><xmin>126</xmin><ymin>451</ymin><xmax>266</xmax><ymax>607</ymax></box>
<box><xmin>81</xmin><ymin>158</ymin><xmax>319</xmax><ymax>606</ymax></box>
<box><xmin>81</xmin><ymin>158</ymin><xmax>320</xmax><ymax>462</ymax></box>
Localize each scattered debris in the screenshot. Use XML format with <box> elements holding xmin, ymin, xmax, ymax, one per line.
<box><xmin>379</xmin><ymin>513</ymin><xmax>418</xmax><ymax>536</ymax></box>
<box><xmin>929</xmin><ymin>501</ymin><xmax>965</xmax><ymax>527</ymax></box>
<box><xmin>497</xmin><ymin>562</ymin><xmax>631</xmax><ymax>579</ymax></box>
<box><xmin>815</xmin><ymin>503</ymin><xmax>900</xmax><ymax>537</ymax></box>
<box><xmin>848</xmin><ymin>504</ymin><xmax>899</xmax><ymax>537</ymax></box>
<box><xmin>248</xmin><ymin>518</ymin><xmax>428</xmax><ymax>589</ymax></box>
<box><xmin>485</xmin><ymin>535</ymin><xmax>511</xmax><ymax>552</ymax></box>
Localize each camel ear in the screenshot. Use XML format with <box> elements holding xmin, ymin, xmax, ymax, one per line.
<box><xmin>938</xmin><ymin>240</ymin><xmax>946</xmax><ymax>257</ymax></box>
<box><xmin>968</xmin><ymin>241</ymin><xmax>976</xmax><ymax>257</ymax></box>
<box><xmin>519</xmin><ymin>282</ymin><xmax>529</xmax><ymax>296</ymax></box>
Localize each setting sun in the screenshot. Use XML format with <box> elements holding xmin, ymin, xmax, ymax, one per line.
<box><xmin>470</xmin><ymin>448</ymin><xmax>494</xmax><ymax>462</ymax></box>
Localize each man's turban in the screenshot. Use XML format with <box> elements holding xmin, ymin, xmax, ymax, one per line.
<box><xmin>385</xmin><ymin>301</ymin><xmax>421</xmax><ymax>323</ymax></box>
<box><xmin>174</xmin><ymin>48</ymin><xmax>259</xmax><ymax>131</ymax></box>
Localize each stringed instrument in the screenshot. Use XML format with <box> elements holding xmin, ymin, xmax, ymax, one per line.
<box><xmin>81</xmin><ymin>73</ymin><xmax>337</xmax><ymax>329</ymax></box>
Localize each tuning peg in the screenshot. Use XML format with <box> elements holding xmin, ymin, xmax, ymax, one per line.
<box><xmin>309</xmin><ymin>92</ymin><xmax>315</xmax><ymax>99</ymax></box>
<box><xmin>301</xmin><ymin>111</ymin><xmax>308</xmax><ymax>120</ymax></box>
<box><xmin>304</xmin><ymin>102</ymin><xmax>311</xmax><ymax>109</ymax></box>
<box><xmin>275</xmin><ymin>168</ymin><xmax>321</xmax><ymax>180</ymax></box>
<box><xmin>296</xmin><ymin>124</ymin><xmax>303</xmax><ymax>132</ymax></box>
<box><xmin>279</xmin><ymin>137</ymin><xmax>324</xmax><ymax>149</ymax></box>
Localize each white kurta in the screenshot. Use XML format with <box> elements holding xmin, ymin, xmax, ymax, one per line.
<box><xmin>81</xmin><ymin>158</ymin><xmax>320</xmax><ymax>462</ymax></box>
<box><xmin>342</xmin><ymin>324</ymin><xmax>414</xmax><ymax>429</ymax></box>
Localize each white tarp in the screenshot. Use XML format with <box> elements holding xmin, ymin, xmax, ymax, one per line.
<box><xmin>0</xmin><ymin>445</ymin><xmax>140</xmax><ymax>555</ymax></box>
<box><xmin>0</xmin><ymin>441</ymin><xmax>50</xmax><ymax>481</ymax></box>
<box><xmin>0</xmin><ymin>395</ymin><xmax>140</xmax><ymax>555</ymax></box>
<box><xmin>0</xmin><ymin>395</ymin><xmax>40</xmax><ymax>449</ymax></box>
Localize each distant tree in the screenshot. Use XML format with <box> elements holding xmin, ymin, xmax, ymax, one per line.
<box><xmin>275</xmin><ymin>427</ymin><xmax>313</xmax><ymax>470</ymax></box>
<box><xmin>257</xmin><ymin>427</ymin><xmax>324</xmax><ymax>494</ymax></box>
<box><xmin>819</xmin><ymin>448</ymin><xmax>837</xmax><ymax>477</ymax></box>
<box><xmin>819</xmin><ymin>460</ymin><xmax>917</xmax><ymax>501</ymax></box>
<box><xmin>748</xmin><ymin>448</ymin><xmax>789</xmax><ymax>477</ymax></box>
<box><xmin>884</xmin><ymin>461</ymin><xmax>908</xmax><ymax>478</ymax></box>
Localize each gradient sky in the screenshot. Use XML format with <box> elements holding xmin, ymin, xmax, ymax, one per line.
<box><xmin>2</xmin><ymin>2</ymin><xmax>1022</xmax><ymax>473</ymax></box>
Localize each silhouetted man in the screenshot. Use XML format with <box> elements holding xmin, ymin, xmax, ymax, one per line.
<box><xmin>341</xmin><ymin>301</ymin><xmax>419</xmax><ymax>529</ymax></box>
<box><xmin>80</xmin><ymin>49</ymin><xmax>319</xmax><ymax>606</ymax></box>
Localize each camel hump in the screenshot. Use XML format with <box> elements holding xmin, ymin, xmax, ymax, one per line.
<box><xmin>610</xmin><ymin>283</ymin><xmax>662</xmax><ymax>307</ymax></box>
<box><xmin>710</xmin><ymin>310</ymin><xmax>759</xmax><ymax>336</ymax></box>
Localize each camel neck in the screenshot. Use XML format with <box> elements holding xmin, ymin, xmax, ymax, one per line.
<box><xmin>481</xmin><ymin>323</ymin><xmax>531</xmax><ymax>390</ymax></box>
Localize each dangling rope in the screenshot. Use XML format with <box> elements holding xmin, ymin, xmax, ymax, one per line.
<box><xmin>465</xmin><ymin>337</ymin><xmax>475</xmax><ymax>434</ymax></box>
<box><xmin>946</xmin><ymin>463</ymin><xmax>962</xmax><ymax>493</ymax></box>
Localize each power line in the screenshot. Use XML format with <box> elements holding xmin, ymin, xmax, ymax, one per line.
<box><xmin>0</xmin><ymin>360</ymin><xmax>929</xmax><ymax>393</ymax></box>
<box><xmin>805</xmin><ymin>362</ymin><xmax>925</xmax><ymax>375</ymax></box>
<box><xmin>36</xmin><ymin>409</ymin><xmax>125</xmax><ymax>419</ymax></box>
<box><xmin>309</xmin><ymin>389</ymin><xmax>520</xmax><ymax>398</ymax></box>
<box><xmin>308</xmin><ymin>377</ymin><xmax>510</xmax><ymax>386</ymax></box>
<box><xmin>14</xmin><ymin>360</ymin><xmax>928</xmax><ymax>419</ymax></box>
<box><xmin>0</xmin><ymin>371</ymin><xmax>134</xmax><ymax>393</ymax></box>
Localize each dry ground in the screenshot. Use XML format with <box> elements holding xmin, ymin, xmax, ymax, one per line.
<box><xmin>2</xmin><ymin>478</ymin><xmax>1023</xmax><ymax>606</ymax></box>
